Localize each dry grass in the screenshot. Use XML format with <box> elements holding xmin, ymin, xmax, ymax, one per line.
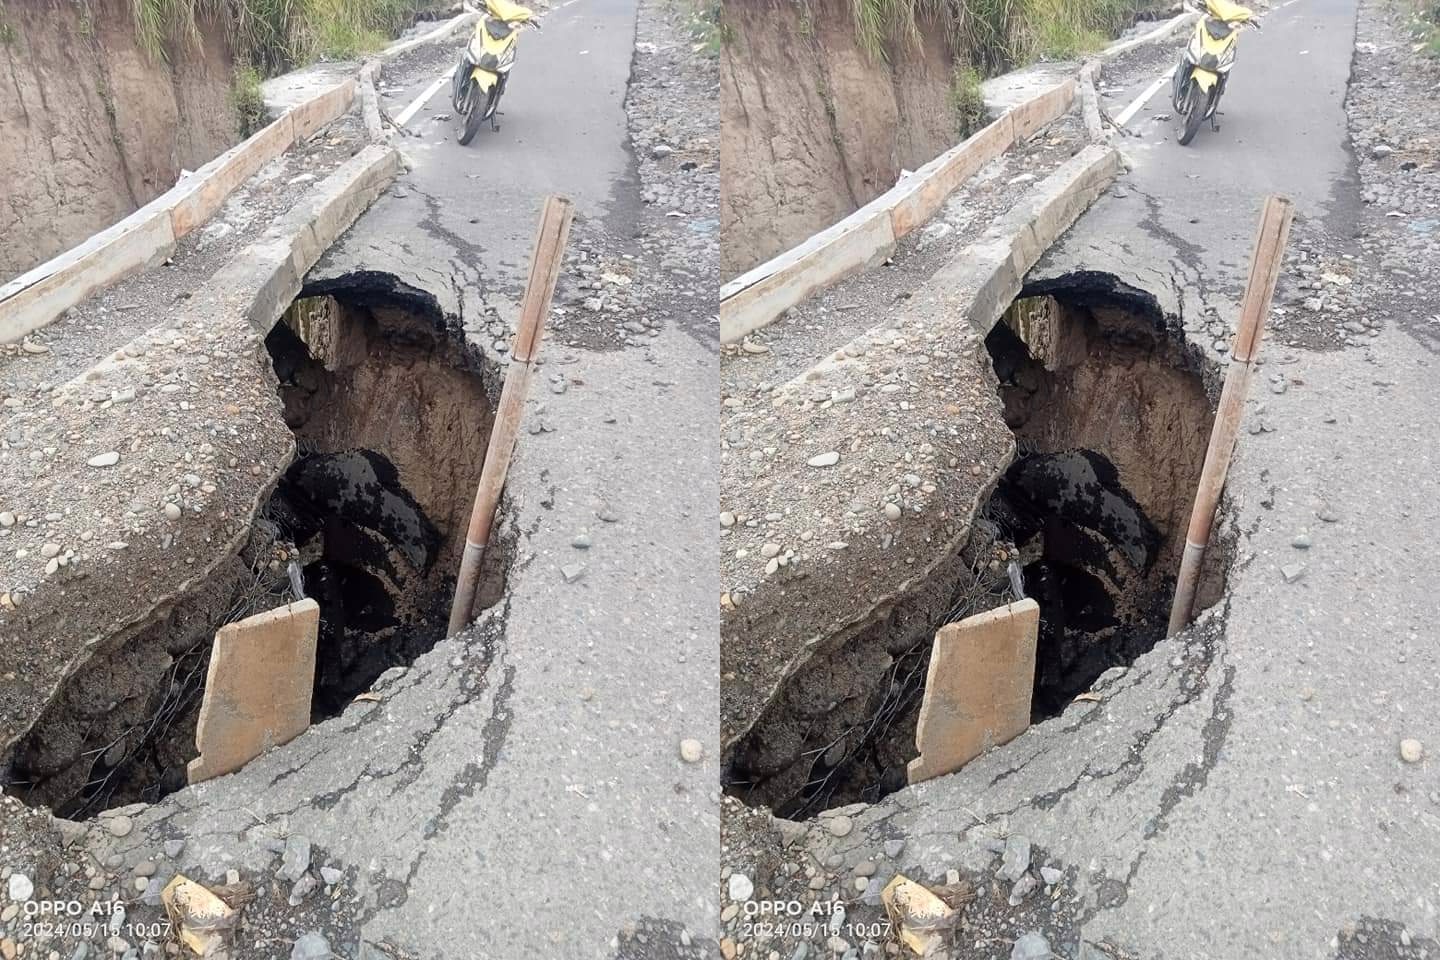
<box><xmin>128</xmin><ymin>0</ymin><xmax>448</xmax><ymax>72</ymax></box>
<box><xmin>848</xmin><ymin>0</ymin><xmax>1171</xmax><ymax>70</ymax></box>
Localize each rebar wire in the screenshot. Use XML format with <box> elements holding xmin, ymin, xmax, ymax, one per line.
<box><xmin>789</xmin><ymin>553</ymin><xmax>1015</xmax><ymax>817</ymax></box>
<box><xmin>68</xmin><ymin>546</ymin><xmax>297</xmax><ymax>816</ymax></box>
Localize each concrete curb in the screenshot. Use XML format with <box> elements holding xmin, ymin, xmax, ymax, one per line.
<box><xmin>1101</xmin><ymin>10</ymin><xmax>1198</xmax><ymax>60</ymax></box>
<box><xmin>720</xmin><ymin>144</ymin><xmax>1122</xmax><ymax>750</ymax></box>
<box><xmin>378</xmin><ymin>10</ymin><xmax>478</xmax><ymax>60</ymax></box>
<box><xmin>193</xmin><ymin>144</ymin><xmax>403</xmax><ymax>334</ymax></box>
<box><xmin>0</xmin><ymin>79</ymin><xmax>360</xmax><ymax>345</ymax></box>
<box><xmin>719</xmin><ymin>79</ymin><xmax>1078</xmax><ymax>344</ymax></box>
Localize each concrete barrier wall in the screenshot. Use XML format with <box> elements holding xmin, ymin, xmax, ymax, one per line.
<box><xmin>719</xmin><ymin>78</ymin><xmax>1078</xmax><ymax>343</ymax></box>
<box><xmin>0</xmin><ymin>78</ymin><xmax>358</xmax><ymax>344</ymax></box>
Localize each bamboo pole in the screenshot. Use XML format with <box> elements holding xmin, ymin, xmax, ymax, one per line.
<box><xmin>1167</xmin><ymin>195</ymin><xmax>1294</xmax><ymax>637</ymax></box>
<box><xmin>447</xmin><ymin>195</ymin><xmax>574</xmax><ymax>636</ymax></box>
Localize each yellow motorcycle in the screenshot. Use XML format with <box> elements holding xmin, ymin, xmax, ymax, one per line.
<box><xmin>1171</xmin><ymin>0</ymin><xmax>1261</xmax><ymax>146</ymax></box>
<box><xmin>451</xmin><ymin>0</ymin><xmax>541</xmax><ymax>146</ymax></box>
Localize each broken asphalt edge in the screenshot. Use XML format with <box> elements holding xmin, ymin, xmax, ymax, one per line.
<box><xmin>720</xmin><ymin>144</ymin><xmax>1123</xmax><ymax>752</ymax></box>
<box><xmin>0</xmin><ymin>145</ymin><xmax>402</xmax><ymax>760</ymax></box>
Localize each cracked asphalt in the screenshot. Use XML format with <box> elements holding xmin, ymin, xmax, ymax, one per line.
<box><xmin>775</xmin><ymin>0</ymin><xmax>1440</xmax><ymax>956</ymax></box>
<box><xmin>72</xmin><ymin>0</ymin><xmax>718</xmax><ymax>956</ymax></box>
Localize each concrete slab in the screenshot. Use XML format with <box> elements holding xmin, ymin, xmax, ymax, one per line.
<box><xmin>982</xmin><ymin>63</ymin><xmax>1076</xmax><ymax>116</ymax></box>
<box><xmin>907</xmin><ymin>599</ymin><xmax>1039</xmax><ymax>785</ymax></box>
<box><xmin>188</xmin><ymin>599</ymin><xmax>320</xmax><ymax>784</ymax></box>
<box><xmin>262</xmin><ymin>62</ymin><xmax>357</xmax><ymax>116</ymax></box>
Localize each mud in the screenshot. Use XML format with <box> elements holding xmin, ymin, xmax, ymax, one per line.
<box><xmin>1</xmin><ymin>281</ymin><xmax>510</xmax><ymax>817</ymax></box>
<box><xmin>725</xmin><ymin>282</ymin><xmax>1230</xmax><ymax>817</ymax></box>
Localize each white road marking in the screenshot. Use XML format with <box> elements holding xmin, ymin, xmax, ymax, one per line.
<box><xmin>1111</xmin><ymin>0</ymin><xmax>1299</xmax><ymax>131</ymax></box>
<box><xmin>391</xmin><ymin>0</ymin><xmax>583</xmax><ymax>130</ymax></box>
<box><xmin>395</xmin><ymin>73</ymin><xmax>451</xmax><ymax>127</ymax></box>
<box><xmin>1115</xmin><ymin>72</ymin><xmax>1172</xmax><ymax>128</ymax></box>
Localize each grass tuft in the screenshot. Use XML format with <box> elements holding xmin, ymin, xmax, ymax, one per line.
<box><xmin>949</xmin><ymin>60</ymin><xmax>987</xmax><ymax>135</ymax></box>
<box><xmin>674</xmin><ymin>0</ymin><xmax>725</xmax><ymax>55</ymax></box>
<box><xmin>1409</xmin><ymin>0</ymin><xmax>1440</xmax><ymax>55</ymax></box>
<box><xmin>232</xmin><ymin>62</ymin><xmax>267</xmax><ymax>136</ymax></box>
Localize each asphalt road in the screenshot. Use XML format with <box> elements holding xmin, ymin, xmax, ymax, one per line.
<box><xmin>809</xmin><ymin>0</ymin><xmax>1440</xmax><ymax>955</ymax></box>
<box><xmin>111</xmin><ymin>1</ymin><xmax>720</xmax><ymax>956</ymax></box>
<box><xmin>1063</xmin><ymin>0</ymin><xmax>1364</xmax><ymax>314</ymax></box>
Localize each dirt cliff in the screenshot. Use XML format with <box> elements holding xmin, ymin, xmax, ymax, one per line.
<box><xmin>0</xmin><ymin>0</ymin><xmax>238</xmax><ymax>280</ymax></box>
<box><xmin>720</xmin><ymin>0</ymin><xmax>961</xmax><ymax>279</ymax></box>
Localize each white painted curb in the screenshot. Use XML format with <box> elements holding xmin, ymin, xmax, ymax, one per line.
<box><xmin>1101</xmin><ymin>11</ymin><xmax>1199</xmax><ymax>60</ymax></box>
<box><xmin>0</xmin><ymin>79</ymin><xmax>358</xmax><ymax>344</ymax></box>
<box><xmin>719</xmin><ymin>79</ymin><xmax>1078</xmax><ymax>344</ymax></box>
<box><xmin>379</xmin><ymin>10</ymin><xmax>478</xmax><ymax>60</ymax></box>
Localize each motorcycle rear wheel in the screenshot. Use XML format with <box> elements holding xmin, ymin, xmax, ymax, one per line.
<box><xmin>1178</xmin><ymin>86</ymin><xmax>1206</xmax><ymax>146</ymax></box>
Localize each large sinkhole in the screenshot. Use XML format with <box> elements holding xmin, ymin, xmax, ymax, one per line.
<box><xmin>4</xmin><ymin>283</ymin><xmax>509</xmax><ymax>819</ymax></box>
<box><xmin>727</xmin><ymin>284</ymin><xmax>1233</xmax><ymax>819</ymax></box>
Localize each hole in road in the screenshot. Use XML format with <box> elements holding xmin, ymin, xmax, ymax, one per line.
<box><xmin>724</xmin><ymin>282</ymin><xmax>1232</xmax><ymax>818</ymax></box>
<box><xmin>3</xmin><ymin>280</ymin><xmax>510</xmax><ymax>818</ymax></box>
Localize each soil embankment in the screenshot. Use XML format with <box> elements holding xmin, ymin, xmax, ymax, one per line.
<box><xmin>720</xmin><ymin>0</ymin><xmax>962</xmax><ymax>278</ymax></box>
<box><xmin>0</xmin><ymin>0</ymin><xmax>238</xmax><ymax>280</ymax></box>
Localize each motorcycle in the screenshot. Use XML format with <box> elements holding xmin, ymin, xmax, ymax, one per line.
<box><xmin>451</xmin><ymin>0</ymin><xmax>541</xmax><ymax>146</ymax></box>
<box><xmin>1171</xmin><ymin>0</ymin><xmax>1261</xmax><ymax>146</ymax></box>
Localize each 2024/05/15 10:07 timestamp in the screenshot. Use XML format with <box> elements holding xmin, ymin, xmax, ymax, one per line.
<box><xmin>18</xmin><ymin>899</ymin><xmax>172</xmax><ymax>941</ymax></box>
<box><xmin>739</xmin><ymin>900</ymin><xmax>891</xmax><ymax>941</ymax></box>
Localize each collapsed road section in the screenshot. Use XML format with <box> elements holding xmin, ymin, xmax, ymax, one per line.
<box><xmin>3</xmin><ymin>278</ymin><xmax>512</xmax><ymax>819</ymax></box>
<box><xmin>0</xmin><ymin>144</ymin><xmax>422</xmax><ymax>805</ymax></box>
<box><xmin>723</xmin><ymin>273</ymin><xmax>1233</xmax><ymax>818</ymax></box>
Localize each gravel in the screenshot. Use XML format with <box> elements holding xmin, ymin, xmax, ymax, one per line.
<box><xmin>543</xmin><ymin>0</ymin><xmax>717</xmax><ymax>353</ymax></box>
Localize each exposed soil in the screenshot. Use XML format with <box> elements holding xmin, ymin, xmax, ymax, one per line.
<box><xmin>0</xmin><ymin>0</ymin><xmax>238</xmax><ymax>279</ymax></box>
<box><xmin>2</xmin><ymin>282</ymin><xmax>509</xmax><ymax>818</ymax></box>
<box><xmin>985</xmin><ymin>289</ymin><xmax>1228</xmax><ymax>713</ymax></box>
<box><xmin>725</xmin><ymin>283</ymin><xmax>1230</xmax><ymax>818</ymax></box>
<box><xmin>720</xmin><ymin>0</ymin><xmax>964</xmax><ymax>278</ymax></box>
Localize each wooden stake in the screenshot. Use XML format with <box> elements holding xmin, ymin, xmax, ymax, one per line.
<box><xmin>447</xmin><ymin>196</ymin><xmax>574</xmax><ymax>636</ymax></box>
<box><xmin>1167</xmin><ymin>195</ymin><xmax>1293</xmax><ymax>636</ymax></box>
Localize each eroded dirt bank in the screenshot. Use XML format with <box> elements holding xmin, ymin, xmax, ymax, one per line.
<box><xmin>0</xmin><ymin>0</ymin><xmax>238</xmax><ymax>279</ymax></box>
<box><xmin>720</xmin><ymin>0</ymin><xmax>962</xmax><ymax>278</ymax></box>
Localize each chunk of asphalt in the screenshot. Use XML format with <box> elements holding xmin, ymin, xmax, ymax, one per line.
<box><xmin>997</xmin><ymin>834</ymin><xmax>1032</xmax><ymax>883</ymax></box>
<box><xmin>277</xmin><ymin>835</ymin><xmax>312</xmax><ymax>883</ymax></box>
